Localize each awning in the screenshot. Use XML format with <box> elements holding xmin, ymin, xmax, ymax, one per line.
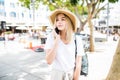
<box><xmin>16</xmin><ymin>26</ymin><xmax>28</xmax><ymax>30</ymax></box>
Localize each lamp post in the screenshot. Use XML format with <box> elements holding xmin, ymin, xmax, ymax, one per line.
<box><xmin>106</xmin><ymin>1</ymin><xmax>109</xmax><ymax>41</ymax></box>
<box><xmin>31</xmin><ymin>0</ymin><xmax>35</xmax><ymax>28</ymax></box>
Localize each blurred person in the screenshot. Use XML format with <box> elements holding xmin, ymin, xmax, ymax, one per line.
<box><xmin>0</xmin><ymin>30</ymin><xmax>5</xmax><ymax>41</ymax></box>
<box><xmin>113</xmin><ymin>29</ymin><xmax>119</xmax><ymax>41</ymax></box>
<box><xmin>44</xmin><ymin>9</ymin><xmax>85</xmax><ymax>80</ymax></box>
<box><xmin>113</xmin><ymin>33</ymin><xmax>119</xmax><ymax>41</ymax></box>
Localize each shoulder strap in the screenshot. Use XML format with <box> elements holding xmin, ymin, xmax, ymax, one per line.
<box><xmin>74</xmin><ymin>35</ymin><xmax>77</xmax><ymax>58</ymax></box>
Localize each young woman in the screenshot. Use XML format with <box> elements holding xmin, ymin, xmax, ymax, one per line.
<box><xmin>44</xmin><ymin>9</ymin><xmax>85</xmax><ymax>80</ymax></box>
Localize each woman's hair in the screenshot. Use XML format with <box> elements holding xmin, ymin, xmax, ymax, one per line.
<box><xmin>54</xmin><ymin>13</ymin><xmax>74</xmax><ymax>43</ymax></box>
<box><xmin>64</xmin><ymin>14</ymin><xmax>74</xmax><ymax>42</ymax></box>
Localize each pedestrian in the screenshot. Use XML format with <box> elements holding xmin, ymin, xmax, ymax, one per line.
<box><xmin>44</xmin><ymin>9</ymin><xmax>85</xmax><ymax>80</ymax></box>
<box><xmin>113</xmin><ymin>33</ymin><xmax>119</xmax><ymax>41</ymax></box>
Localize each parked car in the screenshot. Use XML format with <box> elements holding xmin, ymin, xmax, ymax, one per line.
<box><xmin>7</xmin><ymin>34</ymin><xmax>15</xmax><ymax>40</ymax></box>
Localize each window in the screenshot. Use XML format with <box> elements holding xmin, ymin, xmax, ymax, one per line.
<box><xmin>29</xmin><ymin>14</ymin><xmax>32</xmax><ymax>19</ymax></box>
<box><xmin>4</xmin><ymin>12</ymin><xmax>6</xmax><ymax>16</ymax></box>
<box><xmin>10</xmin><ymin>2</ymin><xmax>15</xmax><ymax>8</ymax></box>
<box><xmin>21</xmin><ymin>13</ymin><xmax>24</xmax><ymax>18</ymax></box>
<box><xmin>0</xmin><ymin>0</ymin><xmax>4</xmax><ymax>6</ymax></box>
<box><xmin>0</xmin><ymin>9</ymin><xmax>5</xmax><ymax>16</ymax></box>
<box><xmin>10</xmin><ymin>12</ymin><xmax>16</xmax><ymax>17</ymax></box>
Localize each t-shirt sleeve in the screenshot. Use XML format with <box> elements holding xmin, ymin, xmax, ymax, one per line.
<box><xmin>44</xmin><ymin>32</ymin><xmax>54</xmax><ymax>50</ymax></box>
<box><xmin>76</xmin><ymin>35</ymin><xmax>85</xmax><ymax>56</ymax></box>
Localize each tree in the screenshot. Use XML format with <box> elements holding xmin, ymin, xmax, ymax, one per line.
<box><xmin>19</xmin><ymin>0</ymin><xmax>41</xmax><ymax>9</ymax></box>
<box><xmin>19</xmin><ymin>0</ymin><xmax>118</xmax><ymax>52</ymax></box>
<box><xmin>88</xmin><ymin>1</ymin><xmax>119</xmax><ymax>77</ymax></box>
<box><xmin>106</xmin><ymin>39</ymin><xmax>120</xmax><ymax>79</ymax></box>
<box><xmin>70</xmin><ymin>0</ymin><xmax>118</xmax><ymax>52</ymax></box>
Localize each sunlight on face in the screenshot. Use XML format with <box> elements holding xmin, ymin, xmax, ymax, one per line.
<box><xmin>56</xmin><ymin>13</ymin><xmax>67</xmax><ymax>31</ymax></box>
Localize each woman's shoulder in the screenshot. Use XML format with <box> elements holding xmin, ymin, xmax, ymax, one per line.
<box><xmin>75</xmin><ymin>34</ymin><xmax>82</xmax><ymax>41</ymax></box>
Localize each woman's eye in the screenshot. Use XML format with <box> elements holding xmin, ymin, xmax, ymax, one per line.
<box><xmin>62</xmin><ymin>18</ymin><xmax>65</xmax><ymax>21</ymax></box>
<box><xmin>56</xmin><ymin>19</ymin><xmax>59</xmax><ymax>21</ymax></box>
<box><xmin>56</xmin><ymin>18</ymin><xmax>65</xmax><ymax>21</ymax></box>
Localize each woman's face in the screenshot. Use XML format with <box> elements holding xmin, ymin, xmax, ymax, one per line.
<box><xmin>56</xmin><ymin>13</ymin><xmax>67</xmax><ymax>31</ymax></box>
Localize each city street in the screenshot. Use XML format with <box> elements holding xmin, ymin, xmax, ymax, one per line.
<box><xmin>0</xmin><ymin>36</ymin><xmax>119</xmax><ymax>80</ymax></box>
<box><xmin>0</xmin><ymin>40</ymin><xmax>51</xmax><ymax>80</ymax></box>
<box><xmin>0</xmin><ymin>0</ymin><xmax>120</xmax><ymax>80</ymax></box>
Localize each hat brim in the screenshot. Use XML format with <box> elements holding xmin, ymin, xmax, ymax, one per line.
<box><xmin>49</xmin><ymin>9</ymin><xmax>78</xmax><ymax>32</ymax></box>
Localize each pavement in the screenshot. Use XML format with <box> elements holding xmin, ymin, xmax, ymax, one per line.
<box><xmin>86</xmin><ymin>37</ymin><xmax>119</xmax><ymax>80</ymax></box>
<box><xmin>0</xmin><ymin>38</ymin><xmax>51</xmax><ymax>80</ymax></box>
<box><xmin>0</xmin><ymin>35</ymin><xmax>119</xmax><ymax>80</ymax></box>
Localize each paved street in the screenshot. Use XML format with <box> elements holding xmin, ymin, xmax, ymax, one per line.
<box><xmin>0</xmin><ymin>40</ymin><xmax>51</xmax><ymax>80</ymax></box>
<box><xmin>0</xmin><ymin>36</ymin><xmax>119</xmax><ymax>80</ymax></box>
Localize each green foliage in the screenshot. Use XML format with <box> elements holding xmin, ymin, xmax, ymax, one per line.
<box><xmin>19</xmin><ymin>0</ymin><xmax>119</xmax><ymax>9</ymax></box>
<box><xmin>70</xmin><ymin>0</ymin><xmax>79</xmax><ymax>6</ymax></box>
<box><xmin>77</xmin><ymin>5</ymin><xmax>88</xmax><ymax>15</ymax></box>
<box><xmin>109</xmin><ymin>0</ymin><xmax>119</xmax><ymax>3</ymax></box>
<box><xmin>100</xmin><ymin>0</ymin><xmax>105</xmax><ymax>2</ymax></box>
<box><xmin>19</xmin><ymin>0</ymin><xmax>119</xmax><ymax>14</ymax></box>
<box><xmin>49</xmin><ymin>4</ymin><xmax>56</xmax><ymax>11</ymax></box>
<box><xmin>19</xmin><ymin>0</ymin><xmax>30</xmax><ymax>9</ymax></box>
<box><xmin>19</xmin><ymin>0</ymin><xmax>42</xmax><ymax>9</ymax></box>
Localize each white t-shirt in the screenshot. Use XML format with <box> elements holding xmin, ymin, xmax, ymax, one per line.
<box><xmin>44</xmin><ymin>32</ymin><xmax>85</xmax><ymax>72</ymax></box>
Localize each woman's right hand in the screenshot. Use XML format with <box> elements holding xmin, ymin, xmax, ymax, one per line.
<box><xmin>45</xmin><ymin>30</ymin><xmax>60</xmax><ymax>65</ymax></box>
<box><xmin>53</xmin><ymin>30</ymin><xmax>60</xmax><ymax>45</ymax></box>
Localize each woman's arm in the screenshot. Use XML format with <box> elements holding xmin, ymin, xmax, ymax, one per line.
<box><xmin>45</xmin><ymin>34</ymin><xmax>60</xmax><ymax>64</ymax></box>
<box><xmin>73</xmin><ymin>56</ymin><xmax>82</xmax><ymax>80</ymax></box>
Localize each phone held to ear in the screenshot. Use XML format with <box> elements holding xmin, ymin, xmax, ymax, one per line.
<box><xmin>55</xmin><ymin>27</ymin><xmax>60</xmax><ymax>34</ymax></box>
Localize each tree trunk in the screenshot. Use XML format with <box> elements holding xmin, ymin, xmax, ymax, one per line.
<box><xmin>106</xmin><ymin>39</ymin><xmax>120</xmax><ymax>80</ymax></box>
<box><xmin>88</xmin><ymin>16</ymin><xmax>94</xmax><ymax>52</ymax></box>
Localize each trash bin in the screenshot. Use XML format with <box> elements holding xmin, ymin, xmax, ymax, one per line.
<box><xmin>41</xmin><ymin>38</ymin><xmax>47</xmax><ymax>44</ymax></box>
<box><xmin>0</xmin><ymin>37</ymin><xmax>5</xmax><ymax>41</ymax></box>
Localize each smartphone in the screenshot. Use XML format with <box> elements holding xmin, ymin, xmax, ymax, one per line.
<box><xmin>55</xmin><ymin>27</ymin><xmax>60</xmax><ymax>34</ymax></box>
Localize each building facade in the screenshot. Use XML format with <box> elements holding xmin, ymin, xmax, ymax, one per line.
<box><xmin>95</xmin><ymin>2</ymin><xmax>120</xmax><ymax>34</ymax></box>
<box><xmin>0</xmin><ymin>0</ymin><xmax>50</xmax><ymax>32</ymax></box>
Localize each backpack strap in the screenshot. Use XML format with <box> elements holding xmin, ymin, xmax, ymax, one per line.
<box><xmin>74</xmin><ymin>35</ymin><xmax>77</xmax><ymax>58</ymax></box>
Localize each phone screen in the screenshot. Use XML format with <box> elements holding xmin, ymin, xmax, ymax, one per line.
<box><xmin>55</xmin><ymin>27</ymin><xmax>60</xmax><ymax>34</ymax></box>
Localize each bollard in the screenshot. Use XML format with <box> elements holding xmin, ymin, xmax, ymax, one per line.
<box><xmin>29</xmin><ymin>42</ymin><xmax>32</xmax><ymax>49</ymax></box>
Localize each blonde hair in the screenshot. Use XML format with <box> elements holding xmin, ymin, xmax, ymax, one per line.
<box><xmin>65</xmin><ymin>15</ymin><xmax>74</xmax><ymax>42</ymax></box>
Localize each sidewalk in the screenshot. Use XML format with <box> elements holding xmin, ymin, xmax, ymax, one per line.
<box><xmin>0</xmin><ymin>36</ymin><xmax>119</xmax><ymax>80</ymax></box>
<box><xmin>86</xmin><ymin>37</ymin><xmax>119</xmax><ymax>80</ymax></box>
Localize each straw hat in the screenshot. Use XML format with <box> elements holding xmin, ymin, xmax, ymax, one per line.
<box><xmin>49</xmin><ymin>9</ymin><xmax>78</xmax><ymax>32</ymax></box>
